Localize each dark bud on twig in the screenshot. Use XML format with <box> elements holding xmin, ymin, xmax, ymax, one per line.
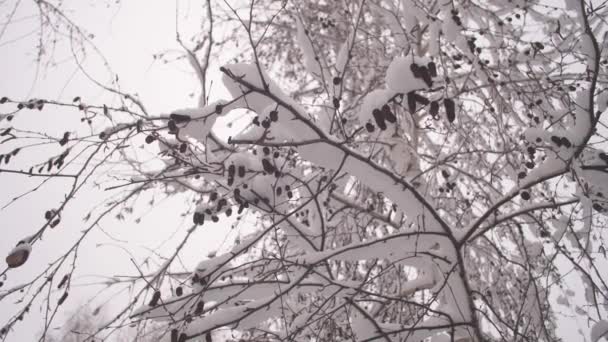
<box><xmin>418</xmin><ymin>66</ymin><xmax>433</xmax><ymax>87</ymax></box>
<box><xmin>333</xmin><ymin>97</ymin><xmax>340</xmax><ymax>109</ymax></box>
<box><xmin>407</xmin><ymin>92</ymin><xmax>417</xmax><ymax>113</ymax></box>
<box><xmin>193</xmin><ymin>212</ymin><xmax>204</xmax><ymax>225</ymax></box>
<box><xmin>444</xmin><ymin>98</ymin><xmax>456</xmax><ymax>123</ymax></box>
<box><xmin>427</xmin><ymin>62</ymin><xmax>437</xmax><ymax>77</ymax></box>
<box><xmin>262</xmin><ymin>159</ymin><xmax>275</xmax><ymax>174</ymax></box>
<box><xmin>261</xmin><ymin>118</ymin><xmax>271</xmax><ymax>129</ymax></box>
<box><xmin>58</xmin><ymin>275</ymin><xmax>69</xmax><ymax>289</ymax></box>
<box><xmin>533</xmin><ymin>42</ymin><xmax>544</xmax><ymax>50</ymax></box>
<box><xmin>413</xmin><ymin>94</ymin><xmax>430</xmax><ymax>106</ymax></box>
<box><xmin>179</xmin><ymin>143</ymin><xmax>187</xmax><ymax>153</ymax></box>
<box><xmin>145</xmin><ymin>135</ymin><xmax>155</xmax><ymax>144</ymax></box>
<box><xmin>170</xmin><ymin>113</ymin><xmax>191</xmax><ymax>124</ymax></box>
<box><xmin>176</xmin><ymin>287</ymin><xmax>183</xmax><ymax>296</ymax></box>
<box><xmin>59</xmin><ymin>132</ymin><xmax>70</xmax><ymax>146</ymax></box>
<box><xmin>430</xmin><ymin>101</ymin><xmax>439</xmax><ymax>118</ymax></box>
<box><xmin>550</xmin><ymin>136</ymin><xmax>562</xmax><ymax>147</ymax></box>
<box><xmin>171</xmin><ymin>329</ymin><xmax>179</xmax><ymax>342</ymax></box>
<box><xmin>72</xmin><ymin>96</ymin><xmax>81</xmax><ymax>103</ymax></box>
<box><xmin>269</xmin><ymin>110</ymin><xmax>278</xmax><ymax>122</ymax></box>
<box><xmin>168</xmin><ymin>120</ymin><xmax>178</xmax><ymax>133</ymax></box>
<box><xmin>365</xmin><ymin>122</ymin><xmax>375</xmax><ymax>133</ymax></box>
<box><xmin>6</xmin><ymin>245</ymin><xmax>29</xmax><ymax>268</ymax></box>
<box><xmin>194</xmin><ymin>301</ymin><xmax>205</xmax><ymax>315</ymax></box>
<box><xmin>178</xmin><ymin>333</ymin><xmax>188</xmax><ymax>342</ymax></box>
<box><xmin>0</xmin><ymin>97</ymin><xmax>8</xmax><ymax>104</ymax></box>
<box><xmin>372</xmin><ymin>109</ymin><xmax>387</xmax><ymax>130</ymax></box>
<box><xmin>333</xmin><ymin>77</ymin><xmax>341</xmax><ymax>85</ymax></box>
<box><xmin>148</xmin><ymin>290</ymin><xmax>161</xmax><ymax>307</ymax></box>
<box><xmin>58</xmin><ymin>292</ymin><xmax>68</xmax><ymax>305</ymax></box>
<box><xmin>382</xmin><ymin>104</ymin><xmax>397</xmax><ymax>123</ymax></box>
<box><xmin>410</xmin><ymin>63</ymin><xmax>422</xmax><ymax>78</ymax></box>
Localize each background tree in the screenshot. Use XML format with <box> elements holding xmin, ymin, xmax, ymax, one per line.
<box><xmin>1</xmin><ymin>0</ymin><xmax>608</xmax><ymax>341</ymax></box>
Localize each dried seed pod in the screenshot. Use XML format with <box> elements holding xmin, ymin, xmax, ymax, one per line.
<box><xmin>169</xmin><ymin>113</ymin><xmax>191</xmax><ymax>124</ymax></box>
<box><xmin>427</xmin><ymin>61</ymin><xmax>437</xmax><ymax>77</ymax></box>
<box><xmin>430</xmin><ymin>101</ymin><xmax>439</xmax><ymax>118</ymax></box>
<box><xmin>550</xmin><ymin>136</ymin><xmax>562</xmax><ymax>146</ymax></box>
<box><xmin>365</xmin><ymin>122</ymin><xmax>375</xmax><ymax>132</ymax></box>
<box><xmin>5</xmin><ymin>241</ymin><xmax>31</xmax><ymax>268</ymax></box>
<box><xmin>407</xmin><ymin>92</ymin><xmax>417</xmax><ymax>113</ymax></box>
<box><xmin>261</xmin><ymin>119</ymin><xmax>271</xmax><ymax>129</ymax></box>
<box><xmin>410</xmin><ymin>63</ymin><xmax>422</xmax><ymax>78</ymax></box>
<box><xmin>418</xmin><ymin>66</ymin><xmax>433</xmax><ymax>87</ymax></box>
<box><xmin>269</xmin><ymin>110</ymin><xmax>278</xmax><ymax>122</ymax></box>
<box><xmin>444</xmin><ymin>98</ymin><xmax>456</xmax><ymax>123</ymax></box>
<box><xmin>168</xmin><ymin>120</ymin><xmax>178</xmax><ymax>133</ymax></box>
<box><xmin>58</xmin><ymin>291</ymin><xmax>69</xmax><ymax>305</ymax></box>
<box><xmin>382</xmin><ymin>104</ymin><xmax>397</xmax><ymax>123</ymax></box>
<box><xmin>413</xmin><ymin>94</ymin><xmax>430</xmax><ymax>106</ymax></box>
<box><xmin>372</xmin><ymin>109</ymin><xmax>387</xmax><ymax>130</ymax></box>
<box><xmin>148</xmin><ymin>290</ymin><xmax>161</xmax><ymax>307</ymax></box>
<box><xmin>262</xmin><ymin>159</ymin><xmax>275</xmax><ymax>174</ymax></box>
<box><xmin>145</xmin><ymin>135</ymin><xmax>155</xmax><ymax>144</ymax></box>
<box><xmin>58</xmin><ymin>275</ymin><xmax>69</xmax><ymax>289</ymax></box>
<box><xmin>59</xmin><ymin>132</ymin><xmax>70</xmax><ymax>146</ymax></box>
<box><xmin>194</xmin><ymin>301</ymin><xmax>205</xmax><ymax>315</ymax></box>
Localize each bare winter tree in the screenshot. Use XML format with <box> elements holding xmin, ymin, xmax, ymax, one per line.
<box><xmin>1</xmin><ymin>0</ymin><xmax>608</xmax><ymax>341</ymax></box>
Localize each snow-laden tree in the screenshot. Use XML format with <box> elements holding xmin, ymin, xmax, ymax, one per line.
<box><xmin>1</xmin><ymin>0</ymin><xmax>608</xmax><ymax>341</ymax></box>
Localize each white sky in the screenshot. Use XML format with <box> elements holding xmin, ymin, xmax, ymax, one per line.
<box><xmin>0</xmin><ymin>1</ymin><xmax>238</xmax><ymax>340</ymax></box>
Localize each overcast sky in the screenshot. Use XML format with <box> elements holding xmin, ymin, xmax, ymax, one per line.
<box><xmin>0</xmin><ymin>1</ymin><xmax>239</xmax><ymax>340</ymax></box>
